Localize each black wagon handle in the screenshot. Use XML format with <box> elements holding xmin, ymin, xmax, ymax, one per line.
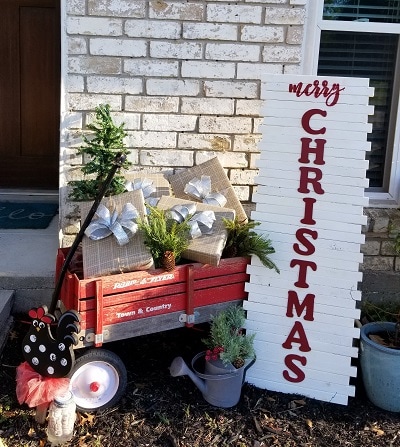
<box><xmin>49</xmin><ymin>153</ymin><xmax>126</xmax><ymax>315</ymax></box>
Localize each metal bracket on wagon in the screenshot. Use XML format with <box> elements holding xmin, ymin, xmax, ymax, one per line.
<box><xmin>85</xmin><ymin>329</ymin><xmax>110</xmax><ymax>344</ymax></box>
<box><xmin>179</xmin><ymin>312</ymin><xmax>198</xmax><ymax>324</ymax></box>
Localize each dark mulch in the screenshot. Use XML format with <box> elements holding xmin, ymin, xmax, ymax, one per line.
<box><xmin>1</xmin><ymin>319</ymin><xmax>400</xmax><ymax>447</ymax></box>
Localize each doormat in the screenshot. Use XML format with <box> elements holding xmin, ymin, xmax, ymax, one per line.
<box><xmin>0</xmin><ymin>202</ymin><xmax>58</xmax><ymax>229</ymax></box>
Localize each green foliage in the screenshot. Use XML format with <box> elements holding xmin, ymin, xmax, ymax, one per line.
<box><xmin>69</xmin><ymin>104</ymin><xmax>131</xmax><ymax>201</ymax></box>
<box><xmin>362</xmin><ymin>300</ymin><xmax>400</xmax><ymax>324</ymax></box>
<box><xmin>202</xmin><ymin>305</ymin><xmax>255</xmax><ymax>368</ymax></box>
<box><xmin>137</xmin><ymin>206</ymin><xmax>191</xmax><ymax>268</ymax></box>
<box><xmin>223</xmin><ymin>218</ymin><xmax>280</xmax><ymax>273</ymax></box>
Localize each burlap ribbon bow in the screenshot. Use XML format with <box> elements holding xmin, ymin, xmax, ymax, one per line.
<box><xmin>184</xmin><ymin>176</ymin><xmax>227</xmax><ymax>207</ymax></box>
<box><xmin>85</xmin><ymin>203</ymin><xmax>139</xmax><ymax>246</ymax></box>
<box><xmin>169</xmin><ymin>204</ymin><xmax>216</xmax><ymax>239</ymax></box>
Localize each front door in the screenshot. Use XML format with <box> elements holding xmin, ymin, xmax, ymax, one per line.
<box><xmin>0</xmin><ymin>0</ymin><xmax>60</xmax><ymax>189</ymax></box>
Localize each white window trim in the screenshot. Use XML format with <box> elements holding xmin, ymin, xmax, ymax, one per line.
<box><xmin>302</xmin><ymin>0</ymin><xmax>400</xmax><ymax>207</ymax></box>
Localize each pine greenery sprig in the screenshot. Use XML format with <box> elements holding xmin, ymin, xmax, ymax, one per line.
<box><xmin>68</xmin><ymin>104</ymin><xmax>131</xmax><ymax>201</ymax></box>
<box><xmin>137</xmin><ymin>206</ymin><xmax>191</xmax><ymax>268</ymax></box>
<box><xmin>222</xmin><ymin>218</ymin><xmax>280</xmax><ymax>273</ymax></box>
<box><xmin>203</xmin><ymin>305</ymin><xmax>255</xmax><ymax>368</ymax></box>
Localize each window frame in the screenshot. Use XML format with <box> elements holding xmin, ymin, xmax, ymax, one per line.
<box><xmin>303</xmin><ymin>0</ymin><xmax>400</xmax><ymax>207</ymax></box>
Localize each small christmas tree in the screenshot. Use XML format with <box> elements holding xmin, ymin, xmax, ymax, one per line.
<box><xmin>68</xmin><ymin>104</ymin><xmax>131</xmax><ymax>201</ymax></box>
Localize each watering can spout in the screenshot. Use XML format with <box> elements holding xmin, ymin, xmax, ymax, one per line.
<box><xmin>169</xmin><ymin>357</ymin><xmax>207</xmax><ymax>394</ymax></box>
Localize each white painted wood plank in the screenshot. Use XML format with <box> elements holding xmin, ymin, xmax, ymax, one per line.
<box><xmin>253</xmin><ymin>189</ymin><xmax>369</xmax><ymax>207</ymax></box>
<box><xmin>262</xmin><ymin>116</ymin><xmax>372</xmax><ymax>133</ymax></box>
<box><xmin>251</xmin><ymin>194</ymin><xmax>365</xmax><ymax>217</ymax></box>
<box><xmin>258</xmin><ymin>135</ymin><xmax>371</xmax><ymax>151</ymax></box>
<box><xmin>246</xmin><ymin>376</ymin><xmax>353</xmax><ymax>405</ymax></box>
<box><xmin>261</xmin><ymin>74</ymin><xmax>370</xmax><ymax>87</ymax></box>
<box><xmin>253</xmin><ymin>201</ymin><xmax>367</xmax><ymax>225</ymax></box>
<box><xmin>261</xmin><ymin>89</ymin><xmax>373</xmax><ymax>105</ymax></box>
<box><xmin>245</xmin><ymin>282</ymin><xmax>362</xmax><ymax>302</ymax></box>
<box><xmin>244</xmin><ymin>316</ymin><xmax>360</xmax><ymax>345</ymax></box>
<box><xmin>251</xmin><ymin>210</ymin><xmax>364</xmax><ymax>234</ymax></box>
<box><xmin>245</xmin><ymin>289</ymin><xmax>361</xmax><ymax>315</ymax></box>
<box><xmin>261</xmin><ymin>102</ymin><xmax>374</xmax><ymax>118</ymax></box>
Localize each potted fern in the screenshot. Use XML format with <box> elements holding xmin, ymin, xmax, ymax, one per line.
<box><xmin>137</xmin><ymin>206</ymin><xmax>191</xmax><ymax>271</ymax></box>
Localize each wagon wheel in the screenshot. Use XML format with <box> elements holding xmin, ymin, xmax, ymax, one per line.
<box><xmin>68</xmin><ymin>349</ymin><xmax>127</xmax><ymax>412</ymax></box>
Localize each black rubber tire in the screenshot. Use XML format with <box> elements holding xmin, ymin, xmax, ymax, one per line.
<box><xmin>68</xmin><ymin>349</ymin><xmax>127</xmax><ymax>412</ymax></box>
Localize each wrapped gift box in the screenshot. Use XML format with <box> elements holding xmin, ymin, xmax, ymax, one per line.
<box><xmin>80</xmin><ymin>190</ymin><xmax>154</xmax><ymax>278</ymax></box>
<box><xmin>157</xmin><ymin>195</ymin><xmax>235</xmax><ymax>266</ymax></box>
<box><xmin>124</xmin><ymin>172</ymin><xmax>171</xmax><ymax>206</ymax></box>
<box><xmin>167</xmin><ymin>157</ymin><xmax>248</xmax><ymax>223</ymax></box>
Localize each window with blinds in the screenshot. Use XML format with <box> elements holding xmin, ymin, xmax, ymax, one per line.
<box><xmin>318</xmin><ymin>1</ymin><xmax>400</xmax><ymax>190</ymax></box>
<box><xmin>323</xmin><ymin>0</ymin><xmax>400</xmax><ymax>23</ymax></box>
<box><xmin>318</xmin><ymin>31</ymin><xmax>398</xmax><ymax>188</ymax></box>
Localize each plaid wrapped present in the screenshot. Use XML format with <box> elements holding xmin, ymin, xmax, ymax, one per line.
<box><xmin>80</xmin><ymin>190</ymin><xmax>154</xmax><ymax>278</ymax></box>
<box><xmin>157</xmin><ymin>195</ymin><xmax>235</xmax><ymax>266</ymax></box>
<box><xmin>167</xmin><ymin>157</ymin><xmax>248</xmax><ymax>223</ymax></box>
<box><xmin>124</xmin><ymin>172</ymin><xmax>171</xmax><ymax>207</ymax></box>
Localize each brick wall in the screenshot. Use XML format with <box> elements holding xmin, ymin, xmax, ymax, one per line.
<box><xmin>60</xmin><ymin>0</ymin><xmax>306</xmax><ymax>242</ymax></box>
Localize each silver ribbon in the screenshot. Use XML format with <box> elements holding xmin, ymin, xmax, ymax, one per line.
<box><xmin>125</xmin><ymin>178</ymin><xmax>159</xmax><ymax>207</ymax></box>
<box><xmin>168</xmin><ymin>204</ymin><xmax>216</xmax><ymax>239</ymax></box>
<box><xmin>85</xmin><ymin>203</ymin><xmax>139</xmax><ymax>246</ymax></box>
<box><xmin>184</xmin><ymin>175</ymin><xmax>227</xmax><ymax>207</ymax></box>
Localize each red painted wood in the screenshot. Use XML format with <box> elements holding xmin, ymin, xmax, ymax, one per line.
<box><xmin>56</xmin><ymin>249</ymin><xmax>250</xmax><ymax>332</ymax></box>
<box><xmin>95</xmin><ymin>280</ymin><xmax>104</xmax><ymax>347</ymax></box>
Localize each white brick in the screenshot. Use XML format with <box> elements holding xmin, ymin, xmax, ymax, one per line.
<box><xmin>150</xmin><ymin>41</ymin><xmax>202</xmax><ymax>59</ymax></box>
<box><xmin>88</xmin><ymin>0</ymin><xmax>145</xmax><ymax>17</ymax></box>
<box><xmin>87</xmin><ymin>76</ymin><xmax>142</xmax><ymax>94</ymax></box>
<box><xmin>207</xmin><ymin>4</ymin><xmax>262</xmax><ymax>24</ymax></box>
<box><xmin>290</xmin><ymin>0</ymin><xmax>307</xmax><ymax>5</ymax></box>
<box><xmin>90</xmin><ymin>38</ymin><xmax>147</xmax><ymax>57</ymax></box>
<box><xmin>67</xmin><ymin>17</ymin><xmax>122</xmax><ymax>36</ymax></box>
<box><xmin>236</xmin><ymin>100</ymin><xmax>263</xmax><ymax>116</ymax></box>
<box><xmin>249</xmin><ymin>152</ymin><xmax>261</xmax><ymax>169</ymax></box>
<box><xmin>68</xmin><ymin>37</ymin><xmax>87</xmax><ymax>55</ymax></box>
<box><xmin>125</xmin><ymin>96</ymin><xmax>179</xmax><ymax>113</ymax></box>
<box><xmin>126</xmin><ymin>131</ymin><xmax>176</xmax><ymax>149</ymax></box>
<box><xmin>182</xmin><ymin>61</ymin><xmax>235</xmax><ymax>79</ymax></box>
<box><xmin>63</xmin><ymin>113</ymin><xmax>83</xmax><ymax>131</ymax></box>
<box><xmin>283</xmin><ymin>64</ymin><xmax>302</xmax><ymax>74</ymax></box>
<box><xmin>230</xmin><ymin>169</ymin><xmax>259</xmax><ymax>184</ymax></box>
<box><xmin>253</xmin><ymin>118</ymin><xmax>264</xmax><ymax>133</ymax></box>
<box><xmin>67</xmin><ymin>0</ymin><xmax>85</xmax><ymax>15</ymax></box>
<box><xmin>265</xmin><ymin>7</ymin><xmax>306</xmax><ymax>25</ymax></box>
<box><xmin>206</xmin><ymin>43</ymin><xmax>260</xmax><ymax>62</ymax></box>
<box><xmin>233</xmin><ymin>185</ymin><xmax>250</xmax><ymax>201</ymax></box>
<box><xmin>237</xmin><ymin>62</ymin><xmax>283</xmax><ymax>79</ymax></box>
<box><xmin>181</xmin><ymin>98</ymin><xmax>234</xmax><ymax>115</ymax></box>
<box><xmin>183</xmin><ymin>23</ymin><xmax>237</xmax><ymax>41</ymax></box>
<box><xmin>147</xmin><ymin>79</ymin><xmax>200</xmax><ymax>96</ymax></box>
<box><xmin>149</xmin><ymin>2</ymin><xmax>204</xmax><ymax>21</ymax></box>
<box><xmin>109</xmin><ymin>113</ymin><xmax>141</xmax><ymax>130</ymax></box>
<box><xmin>124</xmin><ymin>60</ymin><xmax>178</xmax><ymax>77</ymax></box>
<box><xmin>68</xmin><ymin>93</ymin><xmax>122</xmax><ymax>111</ymax></box>
<box><xmin>143</xmin><ymin>114</ymin><xmax>197</xmax><ymax>132</ymax></box>
<box><xmin>199</xmin><ymin>117</ymin><xmax>252</xmax><ymax>134</ymax></box>
<box><xmin>125</xmin><ymin>20</ymin><xmax>180</xmax><ymax>39</ymax></box>
<box><xmin>179</xmin><ymin>133</ymin><xmax>231</xmax><ymax>151</ymax></box>
<box><xmin>67</xmin><ymin>75</ymin><xmax>85</xmax><ymax>93</ymax></box>
<box><xmin>140</xmin><ymin>150</ymin><xmax>194</xmax><ymax>167</ymax></box>
<box><xmin>126</xmin><ymin>150</ymin><xmax>139</xmax><ymax>165</ymax></box>
<box><xmin>196</xmin><ymin>151</ymin><xmax>248</xmax><ymax>168</ymax></box>
<box><xmin>204</xmin><ymin>81</ymin><xmax>258</xmax><ymax>99</ymax></box>
<box><xmin>234</xmin><ymin>134</ymin><xmax>262</xmax><ymax>152</ymax></box>
<box><xmin>287</xmin><ymin>25</ymin><xmax>304</xmax><ymax>44</ymax></box>
<box><xmin>241</xmin><ymin>25</ymin><xmax>284</xmax><ymax>43</ymax></box>
<box><xmin>262</xmin><ymin>45</ymin><xmax>302</xmax><ymax>63</ymax></box>
<box><xmin>68</xmin><ymin>56</ymin><xmax>121</xmax><ymax>75</ymax></box>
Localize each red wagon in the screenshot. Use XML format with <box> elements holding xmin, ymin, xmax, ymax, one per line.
<box><xmin>55</xmin><ymin>248</ymin><xmax>250</xmax><ymax>411</ymax></box>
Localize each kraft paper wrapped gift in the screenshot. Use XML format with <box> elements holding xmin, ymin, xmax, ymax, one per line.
<box><xmin>80</xmin><ymin>190</ymin><xmax>154</xmax><ymax>278</ymax></box>
<box><xmin>167</xmin><ymin>157</ymin><xmax>248</xmax><ymax>223</ymax></box>
<box><xmin>124</xmin><ymin>172</ymin><xmax>171</xmax><ymax>206</ymax></box>
<box><xmin>157</xmin><ymin>195</ymin><xmax>235</xmax><ymax>266</ymax></box>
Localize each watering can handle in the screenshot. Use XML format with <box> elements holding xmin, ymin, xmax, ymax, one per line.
<box><xmin>242</xmin><ymin>356</ymin><xmax>256</xmax><ymax>385</ymax></box>
<box><xmin>49</xmin><ymin>153</ymin><xmax>126</xmax><ymax>315</ymax></box>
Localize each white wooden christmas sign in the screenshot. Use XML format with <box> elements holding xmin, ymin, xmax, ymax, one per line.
<box><xmin>244</xmin><ymin>74</ymin><xmax>373</xmax><ymax>405</ymax></box>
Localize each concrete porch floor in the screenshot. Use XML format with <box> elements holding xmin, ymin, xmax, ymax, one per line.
<box><xmin>0</xmin><ymin>193</ymin><xmax>60</xmax><ymax>314</ymax></box>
